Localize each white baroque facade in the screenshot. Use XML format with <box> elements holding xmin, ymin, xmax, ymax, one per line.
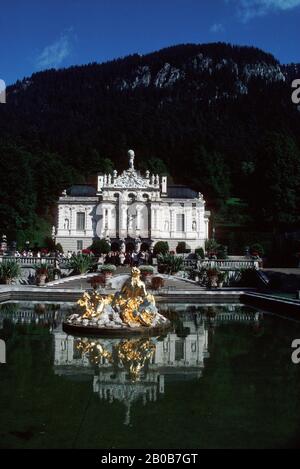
<box><xmin>55</xmin><ymin>150</ymin><xmax>210</xmax><ymax>252</ymax></box>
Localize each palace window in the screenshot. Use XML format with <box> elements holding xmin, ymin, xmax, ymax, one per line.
<box><xmin>176</xmin><ymin>213</ymin><xmax>185</xmax><ymax>232</ymax></box>
<box><xmin>73</xmin><ymin>339</ymin><xmax>82</xmax><ymax>359</ymax></box>
<box><xmin>76</xmin><ymin>212</ymin><xmax>85</xmax><ymax>231</ymax></box>
<box><xmin>77</xmin><ymin>240</ymin><xmax>83</xmax><ymax>251</ymax></box>
<box><xmin>175</xmin><ymin>340</ymin><xmax>184</xmax><ymax>361</ymax></box>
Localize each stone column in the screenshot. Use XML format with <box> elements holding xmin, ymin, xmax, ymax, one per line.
<box><xmin>69</xmin><ymin>207</ymin><xmax>72</xmax><ymax>234</ymax></box>
<box><xmin>205</xmin><ymin>217</ymin><xmax>209</xmax><ymax>239</ymax></box>
<box><xmin>154</xmin><ymin>208</ymin><xmax>158</xmax><ymax>230</ymax></box>
<box><xmin>150</xmin><ymin>205</ymin><xmax>155</xmax><ymax>237</ymax></box>
<box><xmin>107</xmin><ymin>207</ymin><xmax>110</xmax><ymax>231</ymax></box>
<box><xmin>102</xmin><ymin>207</ymin><xmax>106</xmax><ymax>237</ymax></box>
<box><xmin>85</xmin><ymin>207</ymin><xmax>88</xmax><ymax>233</ymax></box>
<box><xmin>122</xmin><ymin>206</ymin><xmax>127</xmax><ymax>232</ymax></box>
<box><xmin>170</xmin><ymin>209</ymin><xmax>175</xmax><ymax>235</ymax></box>
<box><xmin>118</xmin><ymin>196</ymin><xmax>122</xmax><ymax>237</ymax></box>
<box><xmin>136</xmin><ymin>206</ymin><xmax>140</xmax><ymax>230</ymax></box>
<box><xmin>185</xmin><ymin>205</ymin><xmax>192</xmax><ymax>234</ymax></box>
<box><xmin>71</xmin><ymin>207</ymin><xmax>76</xmax><ymax>234</ymax></box>
<box><xmin>67</xmin><ymin>336</ymin><xmax>74</xmax><ymax>364</ymax></box>
<box><xmin>156</xmin><ymin>208</ymin><xmax>160</xmax><ymax>231</ymax></box>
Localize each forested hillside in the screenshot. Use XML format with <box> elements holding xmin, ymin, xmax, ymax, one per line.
<box><xmin>0</xmin><ymin>42</ymin><xmax>299</xmax><ymax>257</ymax></box>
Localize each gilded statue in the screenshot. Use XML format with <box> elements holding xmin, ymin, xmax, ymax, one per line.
<box><xmin>67</xmin><ymin>267</ymin><xmax>168</xmax><ymax>330</ymax></box>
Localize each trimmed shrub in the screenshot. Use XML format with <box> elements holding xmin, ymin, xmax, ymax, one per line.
<box><xmin>176</xmin><ymin>242</ymin><xmax>186</xmax><ymax>254</ymax></box>
<box><xmin>153</xmin><ymin>241</ymin><xmax>169</xmax><ymax>256</ymax></box>
<box><xmin>55</xmin><ymin>243</ymin><xmax>64</xmax><ymax>253</ymax></box>
<box><xmin>89</xmin><ymin>239</ymin><xmax>110</xmax><ymax>256</ymax></box>
<box><xmin>250</xmin><ymin>243</ymin><xmax>264</xmax><ymax>257</ymax></box>
<box><xmin>195</xmin><ymin>247</ymin><xmax>205</xmax><ymax>259</ymax></box>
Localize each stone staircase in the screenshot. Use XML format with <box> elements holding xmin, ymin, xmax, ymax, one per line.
<box><xmin>45</xmin><ymin>266</ymin><xmax>203</xmax><ymax>292</ymax></box>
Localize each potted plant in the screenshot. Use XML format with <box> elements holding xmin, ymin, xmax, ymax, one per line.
<box><xmin>205</xmin><ymin>239</ymin><xmax>220</xmax><ymax>258</ymax></box>
<box><xmin>88</xmin><ymin>274</ymin><xmax>106</xmax><ymax>290</ymax></box>
<box><xmin>207</xmin><ymin>268</ymin><xmax>219</xmax><ymax>288</ymax></box>
<box><xmin>43</xmin><ymin>266</ymin><xmax>61</xmax><ymax>282</ymax></box>
<box><xmin>34</xmin><ymin>303</ymin><xmax>46</xmax><ymax>314</ymax></box>
<box><xmin>99</xmin><ymin>264</ymin><xmax>116</xmax><ymax>284</ymax></box>
<box><xmin>139</xmin><ymin>265</ymin><xmax>154</xmax><ymax>281</ymax></box>
<box><xmin>52</xmin><ymin>267</ymin><xmax>61</xmax><ymax>281</ymax></box>
<box><xmin>157</xmin><ymin>253</ymin><xmax>183</xmax><ymax>275</ymax></box>
<box><xmin>0</xmin><ymin>260</ymin><xmax>22</xmax><ymax>284</ymax></box>
<box><xmin>66</xmin><ymin>253</ymin><xmax>96</xmax><ymax>275</ymax></box>
<box><xmin>217</xmin><ymin>271</ymin><xmax>227</xmax><ymax>288</ymax></box>
<box><xmin>151</xmin><ymin>276</ymin><xmax>165</xmax><ymax>290</ymax></box>
<box><xmin>33</xmin><ymin>263</ymin><xmax>51</xmax><ymax>285</ymax></box>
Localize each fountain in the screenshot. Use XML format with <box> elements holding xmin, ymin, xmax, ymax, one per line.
<box><xmin>63</xmin><ymin>267</ymin><xmax>170</xmax><ymax>336</ymax></box>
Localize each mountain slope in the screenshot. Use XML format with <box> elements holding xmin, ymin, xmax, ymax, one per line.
<box><xmin>0</xmin><ymin>42</ymin><xmax>299</xmax><ymax>247</ymax></box>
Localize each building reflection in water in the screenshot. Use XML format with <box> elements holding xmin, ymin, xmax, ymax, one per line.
<box><xmin>53</xmin><ymin>303</ymin><xmax>262</xmax><ymax>425</ymax></box>
<box><xmin>0</xmin><ymin>301</ymin><xmax>261</xmax><ymax>426</ymax></box>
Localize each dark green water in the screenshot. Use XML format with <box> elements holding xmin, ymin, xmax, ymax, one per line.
<box><xmin>0</xmin><ymin>301</ymin><xmax>300</xmax><ymax>449</ymax></box>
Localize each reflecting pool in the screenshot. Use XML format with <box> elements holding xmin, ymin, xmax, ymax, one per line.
<box><xmin>0</xmin><ymin>301</ymin><xmax>300</xmax><ymax>449</ymax></box>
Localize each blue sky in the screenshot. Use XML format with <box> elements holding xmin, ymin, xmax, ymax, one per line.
<box><xmin>1</xmin><ymin>0</ymin><xmax>300</xmax><ymax>84</ymax></box>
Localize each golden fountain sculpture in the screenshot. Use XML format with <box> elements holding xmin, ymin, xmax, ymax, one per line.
<box><xmin>64</xmin><ymin>267</ymin><xmax>170</xmax><ymax>334</ymax></box>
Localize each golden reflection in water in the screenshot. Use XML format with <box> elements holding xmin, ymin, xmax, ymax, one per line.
<box><xmin>76</xmin><ymin>337</ymin><xmax>156</xmax><ymax>381</ymax></box>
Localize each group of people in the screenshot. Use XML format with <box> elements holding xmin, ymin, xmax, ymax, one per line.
<box><xmin>2</xmin><ymin>247</ymin><xmax>153</xmax><ymax>267</ymax></box>
<box><xmin>102</xmin><ymin>249</ymin><xmax>152</xmax><ymax>267</ymax></box>
<box><xmin>9</xmin><ymin>249</ymin><xmax>69</xmax><ymax>260</ymax></box>
<box><xmin>13</xmin><ymin>249</ymin><xmax>63</xmax><ymax>258</ymax></box>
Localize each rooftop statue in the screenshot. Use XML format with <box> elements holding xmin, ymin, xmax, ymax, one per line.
<box><xmin>128</xmin><ymin>149</ymin><xmax>135</xmax><ymax>170</ymax></box>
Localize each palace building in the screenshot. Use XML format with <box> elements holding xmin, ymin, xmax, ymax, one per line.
<box><xmin>55</xmin><ymin>150</ymin><xmax>210</xmax><ymax>253</ymax></box>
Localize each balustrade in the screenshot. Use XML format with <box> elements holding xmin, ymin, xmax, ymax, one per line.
<box><xmin>182</xmin><ymin>258</ymin><xmax>259</xmax><ymax>270</ymax></box>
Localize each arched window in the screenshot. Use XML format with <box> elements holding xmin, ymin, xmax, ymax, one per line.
<box><xmin>128</xmin><ymin>193</ymin><xmax>136</xmax><ymax>202</ymax></box>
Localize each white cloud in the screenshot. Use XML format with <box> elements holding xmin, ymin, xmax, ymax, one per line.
<box><xmin>35</xmin><ymin>30</ymin><xmax>73</xmax><ymax>70</ymax></box>
<box><xmin>210</xmin><ymin>23</ymin><xmax>225</xmax><ymax>33</ymax></box>
<box><xmin>231</xmin><ymin>0</ymin><xmax>300</xmax><ymax>21</ymax></box>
